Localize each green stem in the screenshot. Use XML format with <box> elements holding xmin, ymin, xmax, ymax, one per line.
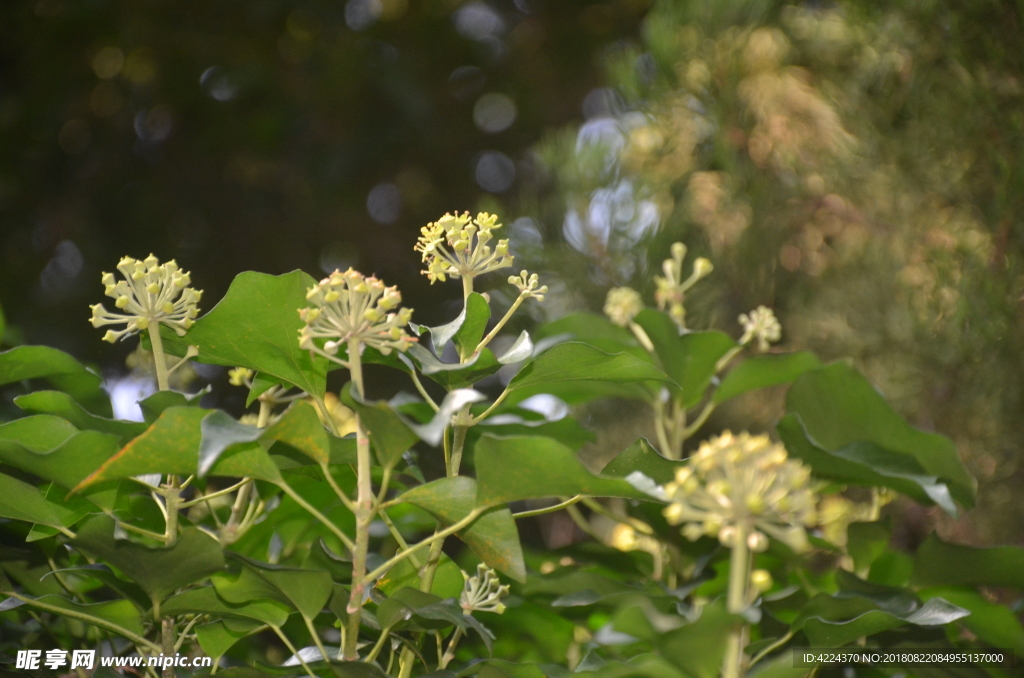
<box><xmin>652</xmin><ymin>398</ymin><xmax>675</xmax><ymax>459</ymax></box>
<box><xmin>320</xmin><ymin>462</ymin><xmax>356</xmax><ymax>513</ymax></box>
<box><xmin>175</xmin><ymin>614</ymin><xmax>204</xmax><ymax>651</ymax></box>
<box><xmin>148</xmin><ymin>324</ymin><xmax>170</xmax><ymax>392</ymax></box>
<box><xmin>723</xmin><ymin>523</ymin><xmax>750</xmax><ymax>678</ymax></box>
<box><xmin>271</xmin><ymin>625</ymin><xmax>316</xmax><ymax>678</ymax></box>
<box><xmin>439</xmin><ymin>627</ymin><xmax>463</xmax><ymax>669</ymax></box>
<box><xmin>410</xmin><ymin>370</ymin><xmax>440</xmax><ymax>412</ymax></box>
<box><xmin>448</xmin><ymin>406</ymin><xmax>471</xmax><ymax>475</ymax></box>
<box><xmin>474</xmin><ymin>294</ymin><xmax>524</xmax><ymax>355</ymax></box>
<box><xmin>748</xmin><ymin>630</ymin><xmax>795</xmax><ymax>667</ymax></box>
<box><xmin>257</xmin><ymin>400</ymin><xmax>273</xmax><ymax>429</ymax></box>
<box><xmin>461</xmin><ymin>276</ymin><xmax>473</xmax><ymax>303</ymax></box>
<box><xmin>628</xmin><ymin>321</ymin><xmax>655</xmax><ymax>353</ymax></box>
<box><xmin>1</xmin><ymin>591</ymin><xmax>160</xmax><ymax>652</ymax></box>
<box><xmin>303</xmin><ymin>615</ymin><xmax>331</xmax><ymax>667</ymax></box>
<box><xmin>278</xmin><ymin>479</ymin><xmax>355</xmax><ymax>551</ymax></box>
<box><xmin>470</xmin><ymin>387</ymin><xmax>510</xmax><ymax>424</ymax></box>
<box><xmin>345</xmin><ymin>338</ymin><xmax>373</xmax><ymax>661</ymax></box>
<box><xmin>364</xmin><ymin>508</ymin><xmax>485</xmax><ymax>584</ymax></box>
<box><xmin>162</xmin><ymin>477</ymin><xmax>181</xmax><ymax>545</ymax></box>
<box><xmin>513</xmin><ymin>495</ymin><xmax>584</xmax><ymax>519</ymax></box>
<box><xmin>682</xmin><ymin>401</ymin><xmax>715</xmax><ymax>440</ymax></box>
<box><xmin>365</xmin><ymin>625</ymin><xmax>393</xmax><ymax>664</ymax></box>
<box><xmin>161</xmin><ymin>617</ymin><xmax>176</xmax><ymax>678</ymax></box>
<box><xmin>179</xmin><ymin>478</ymin><xmax>250</xmax><ymax>509</ymax></box>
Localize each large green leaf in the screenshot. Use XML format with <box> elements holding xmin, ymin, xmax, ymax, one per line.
<box><xmin>0</xmin><ymin>345</ymin><xmax>111</xmax><ymax>416</ymax></box>
<box><xmin>262</xmin><ymin>400</ymin><xmax>329</xmax><ymax>464</ymax></box>
<box><xmin>405</xmin><ymin>343</ymin><xmax>503</xmax><ymax>390</ymax></box>
<box><xmin>601</xmin><ymin>438</ymin><xmax>684</xmax><ymax>485</ymax></box>
<box><xmin>376</xmin><ymin>587</ymin><xmax>466</xmax><ymax>630</ymax></box>
<box><xmin>72</xmin><ymin>517</ymin><xmax>226</xmax><ymax>602</ymax></box>
<box><xmin>197</xmin><ymin>619</ymin><xmax>264</xmax><ymax>667</ymax></box>
<box><xmin>0</xmin><ymin>471</ymin><xmax>81</xmax><ymax>529</ymax></box>
<box><xmin>713</xmin><ymin>352</ymin><xmax>822</xmax><ymax>404</ymax></box>
<box><xmin>377</xmin><ymin>553</ymin><xmax>464</xmax><ymax>600</ymax></box>
<box><xmin>793</xmin><ymin>582</ymin><xmax>970</xmax><ymax>647</ymax></box>
<box><xmin>15</xmin><ymin>391</ymin><xmax>145</xmax><ymax>444</ymax></box>
<box><xmin>534</xmin><ymin>312</ymin><xmax>645</xmax><ymax>359</ymax></box>
<box><xmin>25</xmin><ymin>482</ymin><xmax>96</xmax><ymax>540</ymax></box>
<box><xmin>25</xmin><ymin>595</ymin><xmax>145</xmax><ymax>637</ymax></box>
<box><xmin>220</xmin><ymin>554</ymin><xmax>332</xmax><ymax>621</ymax></box>
<box><xmin>159</xmin><ymin>270</ymin><xmax>329</xmax><ymax>397</ymax></box>
<box><xmin>657</xmin><ymin>602</ymin><xmax>736</xmax><ymax>678</ymax></box>
<box><xmin>505</xmin><ymin>342</ymin><xmax>672</xmax><ymax>405</ymax></box>
<box><xmin>76</xmin><ymin>406</ymin><xmax>282</xmax><ymax>491</ymax></box>
<box><xmin>474</xmin><ymin>434</ymin><xmax>653</xmax><ymax>506</ymax></box>
<box><xmin>920</xmin><ymin>587</ymin><xmax>1024</xmax><ymax>654</ymax></box>
<box><xmin>455</xmin><ymin>292</ymin><xmax>491</xmax><ymax>359</ymax></box>
<box><xmin>778</xmin><ymin>414</ymin><xmax>959</xmax><ymax>515</ymax></box>
<box><xmin>44</xmin><ymin>564</ymin><xmax>150</xmax><ymax>611</ymax></box>
<box><xmin>912</xmin><ymin>534</ymin><xmax>1024</xmax><ymax>589</ymax></box>
<box><xmin>162</xmin><ymin>585</ymin><xmax>290</xmax><ymax>627</ymax></box>
<box><xmin>0</xmin><ymin>423</ymin><xmax>120</xmax><ymax>507</ymax></box>
<box><xmin>399</xmin><ymin>476</ymin><xmax>526</xmax><ymax>583</ymax></box>
<box><xmin>634</xmin><ymin>310</ymin><xmax>737</xmax><ymax>407</ymax></box>
<box><xmin>785</xmin><ymin>363</ymin><xmax>975</xmax><ymax>510</ymax></box>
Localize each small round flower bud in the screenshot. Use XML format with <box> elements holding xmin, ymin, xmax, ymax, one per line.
<box><xmin>747</xmin><ymin>530</ymin><xmax>769</xmax><ymax>552</ymax></box>
<box><xmin>750</xmin><ymin>569</ymin><xmax>773</xmax><ymax>592</ymax></box>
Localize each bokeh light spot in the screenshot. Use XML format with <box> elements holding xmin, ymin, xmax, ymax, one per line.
<box><xmin>473</xmin><ymin>93</ymin><xmax>517</xmax><ymax>133</ymax></box>
<box><xmin>366</xmin><ymin>182</ymin><xmax>402</xmax><ymax>224</ymax></box>
<box><xmin>475</xmin><ymin>151</ymin><xmax>515</xmax><ymax>192</ymax></box>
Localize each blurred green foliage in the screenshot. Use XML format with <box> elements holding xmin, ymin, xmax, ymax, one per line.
<box><xmin>523</xmin><ymin>0</ymin><xmax>1024</xmax><ymax>543</ymax></box>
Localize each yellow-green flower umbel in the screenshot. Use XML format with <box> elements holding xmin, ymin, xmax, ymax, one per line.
<box><xmin>459</xmin><ymin>564</ymin><xmax>510</xmax><ymax>614</ymax></box>
<box><xmin>738</xmin><ymin>305</ymin><xmax>782</xmax><ymax>352</ymax></box>
<box><xmin>654</xmin><ymin>242</ymin><xmax>713</xmax><ymax>332</ymax></box>
<box><xmin>298</xmin><ymin>268</ymin><xmax>414</xmax><ymax>364</ymax></box>
<box><xmin>89</xmin><ymin>255</ymin><xmax>201</xmax><ymax>343</ymax></box>
<box><xmin>663</xmin><ymin>431</ymin><xmax>817</xmax><ymax>553</ymax></box>
<box><xmin>415</xmin><ymin>212</ymin><xmax>513</xmax><ymax>288</ymax></box>
<box><xmin>604</xmin><ymin>287</ymin><xmax>644</xmax><ymax>327</ymax></box>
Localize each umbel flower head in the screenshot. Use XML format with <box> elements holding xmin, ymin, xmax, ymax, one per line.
<box><xmin>460</xmin><ymin>564</ymin><xmax>510</xmax><ymax>615</ymax></box>
<box><xmin>89</xmin><ymin>255</ymin><xmax>201</xmax><ymax>343</ymax></box>
<box><xmin>604</xmin><ymin>287</ymin><xmax>644</xmax><ymax>327</ymax></box>
<box><xmin>298</xmin><ymin>268</ymin><xmax>414</xmax><ymax>361</ymax></box>
<box><xmin>739</xmin><ymin>305</ymin><xmax>782</xmax><ymax>351</ymax></box>
<box><xmin>663</xmin><ymin>431</ymin><xmax>817</xmax><ymax>553</ymax></box>
<box><xmin>508</xmin><ymin>270</ymin><xmax>548</xmax><ymax>301</ymax></box>
<box><xmin>415</xmin><ymin>212</ymin><xmax>513</xmax><ymax>283</ymax></box>
<box><xmin>654</xmin><ymin>242</ymin><xmax>713</xmax><ymax>331</ymax></box>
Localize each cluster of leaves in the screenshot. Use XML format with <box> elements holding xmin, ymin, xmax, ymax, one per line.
<box><xmin>0</xmin><ymin>236</ymin><xmax>1019</xmax><ymax>678</ymax></box>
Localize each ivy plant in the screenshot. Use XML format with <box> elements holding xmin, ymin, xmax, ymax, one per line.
<box><xmin>0</xmin><ymin>212</ymin><xmax>1016</xmax><ymax>678</ymax></box>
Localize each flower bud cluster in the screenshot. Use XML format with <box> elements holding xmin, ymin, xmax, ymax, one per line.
<box><xmin>460</xmin><ymin>563</ymin><xmax>510</xmax><ymax>615</ymax></box>
<box><xmin>604</xmin><ymin>287</ymin><xmax>644</xmax><ymax>327</ymax></box>
<box><xmin>89</xmin><ymin>255</ymin><xmax>202</xmax><ymax>343</ymax></box>
<box><xmin>654</xmin><ymin>242</ymin><xmax>713</xmax><ymax>331</ymax></box>
<box><xmin>415</xmin><ymin>212</ymin><xmax>513</xmax><ymax>283</ymax></box>
<box><xmin>299</xmin><ymin>268</ymin><xmax>414</xmax><ymax>360</ymax></box>
<box><xmin>738</xmin><ymin>306</ymin><xmax>782</xmax><ymax>351</ymax></box>
<box><xmin>508</xmin><ymin>270</ymin><xmax>548</xmax><ymax>301</ymax></box>
<box><xmin>663</xmin><ymin>431</ymin><xmax>817</xmax><ymax>553</ymax></box>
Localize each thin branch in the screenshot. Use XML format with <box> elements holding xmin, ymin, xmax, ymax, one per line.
<box><xmin>470</xmin><ymin>388</ymin><xmax>511</xmax><ymax>425</ymax></box>
<box><xmin>179</xmin><ymin>478</ymin><xmax>250</xmax><ymax>508</ymax></box>
<box><xmin>363</xmin><ymin>508</ymin><xmax>486</xmax><ymax>584</ymax></box>
<box><xmin>410</xmin><ymin>370</ymin><xmax>440</xmax><ymax>412</ymax></box>
<box><xmin>277</xmin><ymin>478</ymin><xmax>355</xmax><ymax>551</ymax></box>
<box><xmin>320</xmin><ymin>463</ymin><xmax>356</xmax><ymax>512</ymax></box>
<box><xmin>2</xmin><ymin>591</ymin><xmax>161</xmax><ymax>652</ymax></box>
<box><xmin>474</xmin><ymin>294</ymin><xmax>525</xmax><ymax>356</ymax></box>
<box><xmin>270</xmin><ymin>625</ymin><xmax>316</xmax><ymax>678</ymax></box>
<box><xmin>513</xmin><ymin>495</ymin><xmax>585</xmax><ymax>519</ymax></box>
